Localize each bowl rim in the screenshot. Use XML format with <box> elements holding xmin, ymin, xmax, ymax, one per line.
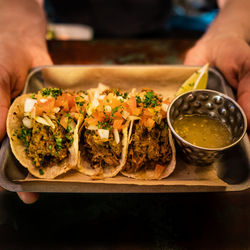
<box><xmin>167</xmin><ymin>89</ymin><xmax>247</xmax><ymax>151</ymax></box>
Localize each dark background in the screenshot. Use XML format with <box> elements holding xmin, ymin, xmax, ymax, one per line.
<box><xmin>0</xmin><ymin>190</ymin><xmax>249</xmax><ymax>249</ymax></box>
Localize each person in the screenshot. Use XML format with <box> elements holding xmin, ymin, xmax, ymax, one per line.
<box><xmin>0</xmin><ymin>0</ymin><xmax>249</xmax><ymax>204</ymax></box>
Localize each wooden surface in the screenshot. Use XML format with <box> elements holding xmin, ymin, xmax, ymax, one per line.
<box><xmin>1</xmin><ymin>39</ymin><xmax>249</xmax><ymax>250</ymax></box>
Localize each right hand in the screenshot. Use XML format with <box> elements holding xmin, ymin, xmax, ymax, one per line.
<box><xmin>0</xmin><ymin>33</ymin><xmax>53</xmax><ymax>203</ymax></box>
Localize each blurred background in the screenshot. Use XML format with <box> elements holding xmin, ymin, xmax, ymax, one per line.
<box><xmin>45</xmin><ymin>0</ymin><xmax>218</xmax><ymax>40</ymax></box>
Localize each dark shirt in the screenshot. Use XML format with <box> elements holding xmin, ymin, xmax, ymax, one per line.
<box><xmin>45</xmin><ymin>0</ymin><xmax>172</xmax><ymax>37</ymax></box>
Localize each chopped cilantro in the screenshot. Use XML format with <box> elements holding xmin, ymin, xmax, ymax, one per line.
<box><xmin>113</xmin><ymin>89</ymin><xmax>120</xmax><ymax>96</ymax></box>
<box><xmin>67</xmin><ymin>126</ymin><xmax>72</xmax><ymax>132</ymax></box>
<box><xmin>123</xmin><ymin>92</ymin><xmax>128</xmax><ymax>99</ymax></box>
<box><xmin>39</xmin><ymin>168</ymin><xmax>44</xmax><ymax>175</ymax></box>
<box><xmin>143</xmin><ymin>91</ymin><xmax>161</xmax><ymax>108</ymax></box>
<box><xmin>41</xmin><ymin>88</ymin><xmax>62</xmax><ymax>98</ymax></box>
<box><xmin>111</xmin><ymin>106</ymin><xmax>119</xmax><ymax>116</ymax></box>
<box><xmin>114</xmin><ymin>89</ymin><xmax>128</xmax><ymax>99</ymax></box>
<box><xmin>17</xmin><ymin>126</ymin><xmax>32</xmax><ymax>147</ymax></box>
<box><xmin>55</xmin><ymin>138</ymin><xmax>62</xmax><ymax>151</ymax></box>
<box><xmin>136</xmin><ymin>96</ymin><xmax>142</xmax><ymax>104</ymax></box>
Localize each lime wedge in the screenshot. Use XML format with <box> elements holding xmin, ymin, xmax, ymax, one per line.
<box><xmin>176</xmin><ymin>63</ymin><xmax>209</xmax><ymax>96</ymax></box>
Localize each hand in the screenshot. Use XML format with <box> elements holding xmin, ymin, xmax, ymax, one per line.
<box><xmin>184</xmin><ymin>34</ymin><xmax>250</xmax><ymax>135</ymax></box>
<box><xmin>0</xmin><ymin>34</ymin><xmax>52</xmax><ymax>204</ymax></box>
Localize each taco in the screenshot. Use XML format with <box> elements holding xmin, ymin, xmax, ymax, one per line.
<box><xmin>121</xmin><ymin>89</ymin><xmax>176</xmax><ymax>180</ymax></box>
<box><xmin>78</xmin><ymin>87</ymin><xmax>131</xmax><ymax>179</ymax></box>
<box><xmin>7</xmin><ymin>88</ymin><xmax>88</xmax><ymax>178</ymax></box>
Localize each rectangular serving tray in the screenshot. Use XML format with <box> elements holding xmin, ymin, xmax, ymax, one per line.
<box><xmin>0</xmin><ymin>65</ymin><xmax>249</xmax><ymax>193</ymax></box>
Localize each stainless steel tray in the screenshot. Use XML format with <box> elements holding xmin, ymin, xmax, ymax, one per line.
<box><xmin>0</xmin><ymin>65</ymin><xmax>249</xmax><ymax>192</ymax></box>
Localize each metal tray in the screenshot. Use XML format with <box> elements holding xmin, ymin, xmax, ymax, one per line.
<box><xmin>0</xmin><ymin>65</ymin><xmax>249</xmax><ymax>193</ymax></box>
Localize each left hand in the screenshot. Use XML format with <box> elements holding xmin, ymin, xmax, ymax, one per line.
<box><xmin>184</xmin><ymin>34</ymin><xmax>250</xmax><ymax>136</ymax></box>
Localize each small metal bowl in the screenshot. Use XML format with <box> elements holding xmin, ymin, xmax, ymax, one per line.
<box><xmin>167</xmin><ymin>89</ymin><xmax>247</xmax><ymax>166</ymax></box>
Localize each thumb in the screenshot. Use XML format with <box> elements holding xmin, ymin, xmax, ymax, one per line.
<box><xmin>184</xmin><ymin>43</ymin><xmax>209</xmax><ymax>66</ymax></box>
<box><xmin>237</xmin><ymin>69</ymin><xmax>250</xmax><ymax>131</ymax></box>
<box><xmin>0</xmin><ymin>67</ymin><xmax>11</xmax><ymax>141</ymax></box>
<box><xmin>31</xmin><ymin>49</ymin><xmax>53</xmax><ymax>68</ymax></box>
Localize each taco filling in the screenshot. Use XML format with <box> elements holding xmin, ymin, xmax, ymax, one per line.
<box><xmin>125</xmin><ymin>119</ymin><xmax>172</xmax><ymax>173</ymax></box>
<box><xmin>78</xmin><ymin>88</ymin><xmax>130</xmax><ymax>178</ymax></box>
<box><xmin>8</xmin><ymin>87</ymin><xmax>87</xmax><ymax>178</ymax></box>
<box><xmin>122</xmin><ymin>89</ymin><xmax>175</xmax><ymax>179</ymax></box>
<box><xmin>17</xmin><ymin>116</ymin><xmax>73</xmax><ymax>169</ymax></box>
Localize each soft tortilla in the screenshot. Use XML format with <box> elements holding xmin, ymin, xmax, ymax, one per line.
<box><xmin>6</xmin><ymin>94</ymin><xmax>81</xmax><ymax>179</ymax></box>
<box><xmin>121</xmin><ymin>122</ymin><xmax>176</xmax><ymax>180</ymax></box>
<box><xmin>78</xmin><ymin>124</ymin><xmax>129</xmax><ymax>179</ymax></box>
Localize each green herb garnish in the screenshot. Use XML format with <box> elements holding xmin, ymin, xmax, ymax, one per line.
<box><xmin>17</xmin><ymin>126</ymin><xmax>32</xmax><ymax>147</ymax></box>
<box><xmin>39</xmin><ymin>169</ymin><xmax>44</xmax><ymax>175</ymax></box>
<box><xmin>41</xmin><ymin>88</ymin><xmax>62</xmax><ymax>98</ymax></box>
<box><xmin>143</xmin><ymin>91</ymin><xmax>161</xmax><ymax>108</ymax></box>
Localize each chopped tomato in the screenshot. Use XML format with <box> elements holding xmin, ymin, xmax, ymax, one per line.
<box><xmin>160</xmin><ymin>110</ymin><xmax>167</xmax><ymax>119</ymax></box>
<box><xmin>55</xmin><ymin>95</ymin><xmax>69</xmax><ymax>112</ymax></box>
<box><xmin>122</xmin><ymin>103</ymin><xmax>132</xmax><ymax>115</ymax></box>
<box><xmin>163</xmin><ymin>98</ymin><xmax>170</xmax><ymax>104</ymax></box>
<box><xmin>70</xmin><ymin>103</ymin><xmax>78</xmax><ymax>113</ymax></box>
<box><xmin>143</xmin><ymin>118</ymin><xmax>155</xmax><ymax>130</ymax></box>
<box><xmin>132</xmin><ymin>107</ymin><xmax>142</xmax><ymax>116</ymax></box>
<box><xmin>142</xmin><ymin>108</ymin><xmax>153</xmax><ymax>118</ymax></box>
<box><xmin>35</xmin><ymin>98</ymin><xmax>55</xmax><ymax>116</ymax></box>
<box><xmin>60</xmin><ymin>115</ymin><xmax>68</xmax><ymax>129</ymax></box>
<box><xmin>154</xmin><ymin>164</ymin><xmax>165</xmax><ymax>179</ymax></box>
<box><xmin>113</xmin><ymin>111</ymin><xmax>123</xmax><ymax>119</ymax></box>
<box><xmin>127</xmin><ymin>97</ymin><xmax>137</xmax><ymax>110</ymax></box>
<box><xmin>86</xmin><ymin>111</ymin><xmax>105</xmax><ymax>125</ymax></box>
<box><xmin>113</xmin><ymin>119</ymin><xmax>124</xmax><ymax>130</ymax></box>
<box><xmin>63</xmin><ymin>93</ymin><xmax>75</xmax><ymax>109</ymax></box>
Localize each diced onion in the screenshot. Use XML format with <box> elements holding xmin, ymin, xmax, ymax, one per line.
<box><xmin>68</xmin><ymin>120</ymin><xmax>76</xmax><ymax>133</ymax></box>
<box><xmin>86</xmin><ymin>103</ymin><xmax>94</xmax><ymax>116</ymax></box>
<box><xmin>118</xmin><ymin>96</ymin><xmax>124</xmax><ymax>102</ymax></box>
<box><xmin>40</xmin><ymin>98</ymin><xmax>48</xmax><ymax>103</ymax></box>
<box><xmin>113</xmin><ymin>129</ymin><xmax>120</xmax><ymax>144</ymax></box>
<box><xmin>22</xmin><ymin>117</ymin><xmax>32</xmax><ymax>128</ymax></box>
<box><xmin>99</xmin><ymin>95</ymin><xmax>106</xmax><ymax>100</ymax></box>
<box><xmin>35</xmin><ymin>116</ymin><xmax>50</xmax><ymax>126</ymax></box>
<box><xmin>43</xmin><ymin>114</ymin><xmax>55</xmax><ymax>129</ymax></box>
<box><xmin>162</xmin><ymin>103</ymin><xmax>169</xmax><ymax>112</ymax></box>
<box><xmin>53</xmin><ymin>107</ymin><xmax>60</xmax><ymax>113</ymax></box>
<box><xmin>49</xmin><ymin>114</ymin><xmax>56</xmax><ymax>120</ymax></box>
<box><xmin>104</xmin><ymin>105</ymin><xmax>111</xmax><ymax>112</ymax></box>
<box><xmin>24</xmin><ymin>98</ymin><xmax>37</xmax><ymax>113</ymax></box>
<box><xmin>92</xmin><ymin>99</ymin><xmax>99</xmax><ymax>109</ymax></box>
<box><xmin>122</xmin><ymin>110</ymin><xmax>130</xmax><ymax>119</ymax></box>
<box><xmin>98</xmin><ymin>129</ymin><xmax>109</xmax><ymax>139</ymax></box>
<box><xmin>87</xmin><ymin>125</ymin><xmax>98</xmax><ymax>130</ymax></box>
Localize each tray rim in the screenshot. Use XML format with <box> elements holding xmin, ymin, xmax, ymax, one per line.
<box><xmin>1</xmin><ymin>64</ymin><xmax>249</xmax><ymax>193</ymax></box>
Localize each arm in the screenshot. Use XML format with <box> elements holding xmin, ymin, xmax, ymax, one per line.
<box><xmin>0</xmin><ymin>0</ymin><xmax>52</xmax><ymax>203</ymax></box>
<box><xmin>185</xmin><ymin>0</ymin><xmax>250</xmax><ymax>131</ymax></box>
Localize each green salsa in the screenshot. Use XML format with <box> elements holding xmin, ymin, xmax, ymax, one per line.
<box><xmin>173</xmin><ymin>114</ymin><xmax>233</xmax><ymax>148</ymax></box>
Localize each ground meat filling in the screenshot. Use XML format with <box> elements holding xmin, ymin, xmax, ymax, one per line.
<box><xmin>124</xmin><ymin>119</ymin><xmax>172</xmax><ymax>173</ymax></box>
<box><xmin>81</xmin><ymin>130</ymin><xmax>122</xmax><ymax>174</ymax></box>
<box><xmin>18</xmin><ymin>119</ymin><xmax>73</xmax><ymax>168</ymax></box>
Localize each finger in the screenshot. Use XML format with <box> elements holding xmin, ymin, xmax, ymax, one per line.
<box><xmin>237</xmin><ymin>81</ymin><xmax>250</xmax><ymax>131</ymax></box>
<box><xmin>0</xmin><ymin>67</ymin><xmax>11</xmax><ymax>141</ymax></box>
<box><xmin>17</xmin><ymin>192</ymin><xmax>39</xmax><ymax>204</ymax></box>
<box><xmin>184</xmin><ymin>45</ymin><xmax>209</xmax><ymax>66</ymax></box>
<box><xmin>31</xmin><ymin>47</ymin><xmax>53</xmax><ymax>68</ymax></box>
